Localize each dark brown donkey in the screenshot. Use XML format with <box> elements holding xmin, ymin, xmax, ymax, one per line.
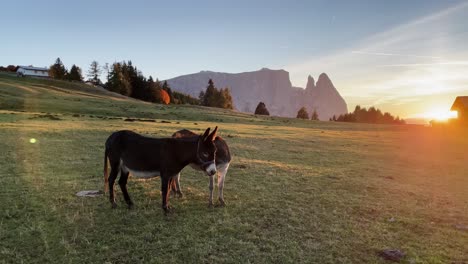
<box><xmin>103</xmin><ymin>127</ymin><xmax>218</xmax><ymax>213</ymax></box>
<box><xmin>172</xmin><ymin>129</ymin><xmax>231</xmax><ymax>206</ymax></box>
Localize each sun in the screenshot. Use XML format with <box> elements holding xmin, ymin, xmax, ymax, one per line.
<box><xmin>423</xmin><ymin>108</ymin><xmax>458</xmax><ymax>121</ymax></box>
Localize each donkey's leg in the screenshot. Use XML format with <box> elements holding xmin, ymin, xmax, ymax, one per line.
<box><xmin>161</xmin><ymin>175</ymin><xmax>172</xmax><ymax>213</ymax></box>
<box><xmin>217</xmin><ymin>163</ymin><xmax>229</xmax><ymax>206</ymax></box>
<box><xmin>118</xmin><ymin>169</ymin><xmax>133</xmax><ymax>209</ymax></box>
<box><xmin>208</xmin><ymin>174</ymin><xmax>214</xmax><ymax>207</ymax></box>
<box><xmin>174</xmin><ymin>173</ymin><xmax>183</xmax><ymax>198</ymax></box>
<box><xmin>169</xmin><ymin>174</ymin><xmax>182</xmax><ymax>198</ymax></box>
<box><xmin>108</xmin><ymin>162</ymin><xmax>120</xmax><ymax>209</ymax></box>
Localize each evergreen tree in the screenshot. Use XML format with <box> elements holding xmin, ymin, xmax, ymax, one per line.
<box><xmin>107</xmin><ymin>62</ymin><xmax>131</xmax><ymax>96</ymax></box>
<box><xmin>49</xmin><ymin>58</ymin><xmax>67</xmax><ymax>80</ymax></box>
<box><xmin>162</xmin><ymin>81</ymin><xmax>173</xmax><ymax>99</ymax></box>
<box><xmin>254</xmin><ymin>102</ymin><xmax>270</xmax><ymax>115</ymax></box>
<box><xmin>297</xmin><ymin>107</ymin><xmax>309</xmax><ymax>119</ymax></box>
<box><xmin>87</xmin><ymin>60</ymin><xmax>101</xmax><ymax>85</ymax></box>
<box><xmin>68</xmin><ymin>64</ymin><xmax>83</xmax><ymax>81</ymax></box>
<box><xmin>203</xmin><ymin>79</ymin><xmax>217</xmax><ymax>107</ymax></box>
<box><xmin>199</xmin><ymin>90</ymin><xmax>205</xmax><ymax>101</ymax></box>
<box><xmin>147</xmin><ymin>76</ymin><xmax>159</xmax><ymax>103</ymax></box>
<box><xmin>103</xmin><ymin>63</ymin><xmax>110</xmax><ymax>83</ymax></box>
<box><xmin>311</xmin><ymin>109</ymin><xmax>319</xmax><ymax>120</ymax></box>
<box><xmin>220</xmin><ymin>88</ymin><xmax>234</xmax><ymax>109</ymax></box>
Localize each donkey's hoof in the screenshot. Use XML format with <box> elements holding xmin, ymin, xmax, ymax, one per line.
<box><xmin>111</xmin><ymin>202</ymin><xmax>118</xmax><ymax>209</ymax></box>
<box><xmin>163</xmin><ymin>205</ymin><xmax>174</xmax><ymax>214</ymax></box>
<box><xmin>177</xmin><ymin>191</ymin><xmax>184</xmax><ymax>198</ymax></box>
<box><xmin>127</xmin><ymin>203</ymin><xmax>134</xmax><ymax>210</ymax></box>
<box><xmin>208</xmin><ymin>202</ymin><xmax>214</xmax><ymax>208</ymax></box>
<box><xmin>217</xmin><ymin>199</ymin><xmax>226</xmax><ymax>207</ymax></box>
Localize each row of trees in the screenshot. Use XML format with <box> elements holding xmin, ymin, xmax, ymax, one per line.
<box><xmin>106</xmin><ymin>60</ymin><xmax>198</xmax><ymax>105</ymax></box>
<box><xmin>47</xmin><ymin>58</ymin><xmax>198</xmax><ymax>105</ymax></box>
<box><xmin>332</xmin><ymin>105</ymin><xmax>405</xmax><ymax>124</ymax></box>
<box><xmin>199</xmin><ymin>79</ymin><xmax>233</xmax><ymax>109</ymax></box>
<box><xmin>254</xmin><ymin>102</ymin><xmax>320</xmax><ymax>121</ymax></box>
<box><xmin>0</xmin><ymin>65</ymin><xmax>18</xmax><ymax>72</ymax></box>
<box><xmin>297</xmin><ymin>107</ymin><xmax>319</xmax><ymax>120</ymax></box>
<box><xmin>48</xmin><ymin>58</ymin><xmax>234</xmax><ymax>108</ymax></box>
<box><xmin>49</xmin><ymin>58</ymin><xmax>87</xmax><ymax>82</ymax></box>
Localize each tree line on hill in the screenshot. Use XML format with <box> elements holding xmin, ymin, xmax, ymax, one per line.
<box><xmin>254</xmin><ymin>102</ymin><xmax>319</xmax><ymax>120</ymax></box>
<box><xmin>0</xmin><ymin>65</ymin><xmax>18</xmax><ymax>72</ymax></box>
<box><xmin>49</xmin><ymin>58</ymin><xmax>84</xmax><ymax>81</ymax></box>
<box><xmin>44</xmin><ymin>58</ymin><xmax>233</xmax><ymax>108</ymax></box>
<box><xmin>198</xmin><ymin>79</ymin><xmax>233</xmax><ymax>109</ymax></box>
<box><xmin>254</xmin><ymin>102</ymin><xmax>404</xmax><ymax>124</ymax></box>
<box><xmin>331</xmin><ymin>105</ymin><xmax>405</xmax><ymax>124</ymax></box>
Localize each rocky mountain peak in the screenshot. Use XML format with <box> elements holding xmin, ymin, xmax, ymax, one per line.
<box><xmin>306</xmin><ymin>75</ymin><xmax>315</xmax><ymax>90</ymax></box>
<box><xmin>166</xmin><ymin>68</ymin><xmax>347</xmax><ymax>120</ymax></box>
<box><xmin>317</xmin><ymin>73</ymin><xmax>332</xmax><ymax>86</ymax></box>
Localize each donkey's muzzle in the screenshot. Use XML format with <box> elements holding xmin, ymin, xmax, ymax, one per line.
<box><xmin>205</xmin><ymin>162</ymin><xmax>217</xmax><ymax>176</ymax></box>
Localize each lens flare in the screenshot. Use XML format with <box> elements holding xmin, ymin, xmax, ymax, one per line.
<box><xmin>29</xmin><ymin>138</ymin><xmax>37</xmax><ymax>144</ymax></box>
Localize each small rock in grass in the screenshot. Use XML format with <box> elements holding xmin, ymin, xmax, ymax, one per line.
<box><xmin>378</xmin><ymin>249</ymin><xmax>405</xmax><ymax>262</ymax></box>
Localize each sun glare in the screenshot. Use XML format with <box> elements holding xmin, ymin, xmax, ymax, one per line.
<box><xmin>423</xmin><ymin>109</ymin><xmax>458</xmax><ymax>121</ymax></box>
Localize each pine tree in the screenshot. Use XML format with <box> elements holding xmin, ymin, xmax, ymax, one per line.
<box><xmin>87</xmin><ymin>61</ymin><xmax>101</xmax><ymax>85</ymax></box>
<box><xmin>68</xmin><ymin>64</ymin><xmax>83</xmax><ymax>81</ymax></box>
<box><xmin>107</xmin><ymin>62</ymin><xmax>131</xmax><ymax>96</ymax></box>
<box><xmin>199</xmin><ymin>91</ymin><xmax>205</xmax><ymax>101</ymax></box>
<box><xmin>297</xmin><ymin>107</ymin><xmax>309</xmax><ymax>119</ymax></box>
<box><xmin>162</xmin><ymin>81</ymin><xmax>173</xmax><ymax>97</ymax></box>
<box><xmin>203</xmin><ymin>79</ymin><xmax>217</xmax><ymax>107</ymax></box>
<box><xmin>254</xmin><ymin>102</ymin><xmax>270</xmax><ymax>115</ymax></box>
<box><xmin>221</xmin><ymin>88</ymin><xmax>234</xmax><ymax>109</ymax></box>
<box><xmin>49</xmin><ymin>58</ymin><xmax>67</xmax><ymax>80</ymax></box>
<box><xmin>103</xmin><ymin>63</ymin><xmax>110</xmax><ymax>83</ymax></box>
<box><xmin>311</xmin><ymin>109</ymin><xmax>319</xmax><ymax>120</ymax></box>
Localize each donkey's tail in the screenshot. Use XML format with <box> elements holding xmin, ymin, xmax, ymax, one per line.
<box><xmin>104</xmin><ymin>147</ymin><xmax>109</xmax><ymax>193</ymax></box>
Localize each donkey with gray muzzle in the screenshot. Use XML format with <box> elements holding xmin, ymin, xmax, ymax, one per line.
<box><xmin>172</xmin><ymin>129</ymin><xmax>231</xmax><ymax>207</ymax></box>
<box><xmin>103</xmin><ymin>127</ymin><xmax>218</xmax><ymax>213</ymax></box>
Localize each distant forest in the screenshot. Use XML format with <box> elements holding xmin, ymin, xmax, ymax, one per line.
<box><xmin>331</xmin><ymin>105</ymin><xmax>405</xmax><ymax>125</ymax></box>
<box><xmin>0</xmin><ymin>65</ymin><xmax>18</xmax><ymax>72</ymax></box>
<box><xmin>4</xmin><ymin>58</ymin><xmax>234</xmax><ymax>109</ymax></box>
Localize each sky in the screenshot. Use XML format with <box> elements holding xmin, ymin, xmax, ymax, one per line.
<box><xmin>2</xmin><ymin>0</ymin><xmax>468</xmax><ymax>120</ymax></box>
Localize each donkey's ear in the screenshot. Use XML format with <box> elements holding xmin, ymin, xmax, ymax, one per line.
<box><xmin>202</xmin><ymin>127</ymin><xmax>211</xmax><ymax>139</ymax></box>
<box><xmin>206</xmin><ymin>126</ymin><xmax>218</xmax><ymax>142</ymax></box>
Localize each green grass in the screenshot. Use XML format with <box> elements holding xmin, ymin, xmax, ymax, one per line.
<box><xmin>0</xmin><ymin>74</ymin><xmax>467</xmax><ymax>263</ymax></box>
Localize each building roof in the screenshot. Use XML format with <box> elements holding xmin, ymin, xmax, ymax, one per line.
<box><xmin>451</xmin><ymin>96</ymin><xmax>468</xmax><ymax>111</ymax></box>
<box><xmin>17</xmin><ymin>65</ymin><xmax>49</xmax><ymax>71</ymax></box>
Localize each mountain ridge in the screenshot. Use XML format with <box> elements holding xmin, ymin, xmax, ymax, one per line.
<box><xmin>167</xmin><ymin>68</ymin><xmax>348</xmax><ymax>119</ymax></box>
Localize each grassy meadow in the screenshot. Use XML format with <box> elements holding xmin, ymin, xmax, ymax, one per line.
<box><xmin>0</xmin><ymin>73</ymin><xmax>467</xmax><ymax>263</ymax></box>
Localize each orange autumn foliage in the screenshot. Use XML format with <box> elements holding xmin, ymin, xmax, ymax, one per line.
<box><xmin>160</xmin><ymin>89</ymin><xmax>170</xmax><ymax>105</ymax></box>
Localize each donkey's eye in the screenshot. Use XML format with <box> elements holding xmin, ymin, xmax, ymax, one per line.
<box><xmin>202</xmin><ymin>152</ymin><xmax>209</xmax><ymax>158</ymax></box>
